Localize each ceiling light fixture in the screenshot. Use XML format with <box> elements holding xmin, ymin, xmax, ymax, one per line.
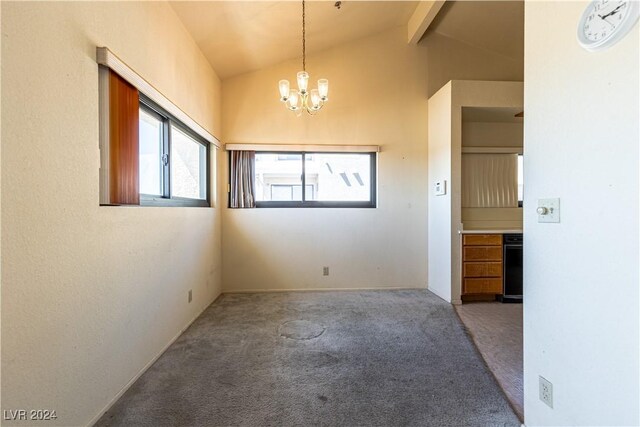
<box><xmin>278</xmin><ymin>0</ymin><xmax>328</xmax><ymax>116</ymax></box>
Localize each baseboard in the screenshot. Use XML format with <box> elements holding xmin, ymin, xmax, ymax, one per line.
<box><xmin>221</xmin><ymin>286</ymin><xmax>426</xmax><ymax>293</ymax></box>
<box><xmin>87</xmin><ymin>291</ymin><xmax>222</xmax><ymax>426</ymax></box>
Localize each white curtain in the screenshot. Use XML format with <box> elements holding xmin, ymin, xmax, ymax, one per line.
<box><xmin>462</xmin><ymin>153</ymin><xmax>518</xmax><ymax>208</ymax></box>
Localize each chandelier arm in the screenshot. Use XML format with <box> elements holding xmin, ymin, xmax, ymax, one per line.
<box><xmin>301</xmin><ymin>92</ymin><xmax>323</xmax><ymax>115</ymax></box>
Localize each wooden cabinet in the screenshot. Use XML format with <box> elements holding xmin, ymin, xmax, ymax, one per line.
<box><xmin>463</xmin><ymin>234</ymin><xmax>502</xmax><ymax>246</ymax></box>
<box><xmin>463</xmin><ymin>262</ymin><xmax>502</xmax><ymax>277</ymax></box>
<box><xmin>463</xmin><ymin>246</ymin><xmax>502</xmax><ymax>261</ymax></box>
<box><xmin>462</xmin><ymin>234</ymin><xmax>503</xmax><ymax>297</ymax></box>
<box><xmin>463</xmin><ymin>278</ymin><xmax>503</xmax><ymax>294</ymax></box>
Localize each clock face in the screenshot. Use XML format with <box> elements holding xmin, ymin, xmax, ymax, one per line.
<box><xmin>577</xmin><ymin>0</ymin><xmax>640</xmax><ymax>51</ymax></box>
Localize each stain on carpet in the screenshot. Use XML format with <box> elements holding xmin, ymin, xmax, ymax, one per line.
<box><xmin>278</xmin><ymin>320</ymin><xmax>326</xmax><ymax>340</ymax></box>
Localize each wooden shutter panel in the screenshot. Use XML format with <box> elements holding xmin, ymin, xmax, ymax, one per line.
<box><xmin>108</xmin><ymin>70</ymin><xmax>139</xmax><ymax>205</ymax></box>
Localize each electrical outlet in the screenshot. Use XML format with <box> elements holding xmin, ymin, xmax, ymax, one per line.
<box><xmin>323</xmin><ymin>266</ymin><xmax>329</xmax><ymax>276</ymax></box>
<box><xmin>539</xmin><ymin>376</ymin><xmax>553</xmax><ymax>408</ymax></box>
<box><xmin>188</xmin><ymin>289</ymin><xmax>192</xmax><ymax>303</ymax></box>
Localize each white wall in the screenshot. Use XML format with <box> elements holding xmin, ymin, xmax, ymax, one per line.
<box><xmin>428</xmin><ymin>80</ymin><xmax>523</xmax><ymax>303</ymax></box>
<box><xmin>427</xmin><ymin>83</ymin><xmax>453</xmax><ymax>302</ymax></box>
<box><xmin>1</xmin><ymin>2</ymin><xmax>223</xmax><ymax>426</ymax></box>
<box><xmin>221</xmin><ymin>27</ymin><xmax>523</xmax><ymax>292</ymax></box>
<box><xmin>524</xmin><ymin>1</ymin><xmax>639</xmax><ymax>425</ymax></box>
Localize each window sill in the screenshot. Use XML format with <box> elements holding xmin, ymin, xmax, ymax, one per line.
<box><xmin>141</xmin><ymin>195</ymin><xmax>209</xmax><ymax>207</ymax></box>
<box><xmin>254</xmin><ymin>201</ymin><xmax>376</xmax><ymax>209</ymax></box>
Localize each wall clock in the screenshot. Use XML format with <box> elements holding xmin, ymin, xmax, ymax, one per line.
<box><xmin>577</xmin><ymin>0</ymin><xmax>640</xmax><ymax>51</ymax></box>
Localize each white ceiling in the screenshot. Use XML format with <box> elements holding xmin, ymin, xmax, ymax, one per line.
<box><xmin>170</xmin><ymin>1</ymin><xmax>419</xmax><ymax>79</ymax></box>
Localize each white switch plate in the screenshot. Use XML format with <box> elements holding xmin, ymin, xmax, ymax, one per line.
<box><xmin>435</xmin><ymin>180</ymin><xmax>446</xmax><ymax>196</ymax></box>
<box><xmin>537</xmin><ymin>198</ymin><xmax>560</xmax><ymax>223</ymax></box>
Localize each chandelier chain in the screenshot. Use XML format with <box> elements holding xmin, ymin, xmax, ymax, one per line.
<box><xmin>302</xmin><ymin>0</ymin><xmax>306</xmax><ymax>71</ymax></box>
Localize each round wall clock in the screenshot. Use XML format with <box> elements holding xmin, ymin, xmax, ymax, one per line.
<box><xmin>577</xmin><ymin>0</ymin><xmax>640</xmax><ymax>51</ymax></box>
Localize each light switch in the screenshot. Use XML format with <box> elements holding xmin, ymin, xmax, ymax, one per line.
<box><xmin>435</xmin><ymin>180</ymin><xmax>446</xmax><ymax>196</ymax></box>
<box><xmin>537</xmin><ymin>198</ymin><xmax>560</xmax><ymax>223</ymax></box>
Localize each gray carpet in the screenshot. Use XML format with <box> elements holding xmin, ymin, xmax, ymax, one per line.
<box><xmin>96</xmin><ymin>290</ymin><xmax>520</xmax><ymax>427</ymax></box>
<box><xmin>455</xmin><ymin>303</ymin><xmax>524</xmax><ymax>421</ymax></box>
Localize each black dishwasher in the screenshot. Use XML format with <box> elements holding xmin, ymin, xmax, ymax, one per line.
<box><xmin>501</xmin><ymin>234</ymin><xmax>523</xmax><ymax>303</ymax></box>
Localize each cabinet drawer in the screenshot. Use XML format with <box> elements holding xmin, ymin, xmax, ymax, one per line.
<box><xmin>463</xmin><ymin>262</ymin><xmax>503</xmax><ymax>278</ymax></box>
<box><xmin>463</xmin><ymin>278</ymin><xmax>503</xmax><ymax>294</ymax></box>
<box><xmin>463</xmin><ymin>246</ymin><xmax>503</xmax><ymax>261</ymax></box>
<box><xmin>463</xmin><ymin>234</ymin><xmax>502</xmax><ymax>246</ymax></box>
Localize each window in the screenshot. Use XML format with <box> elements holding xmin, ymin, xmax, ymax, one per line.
<box><xmin>253</xmin><ymin>152</ymin><xmax>376</xmax><ymax>208</ymax></box>
<box><xmin>517</xmin><ymin>154</ymin><xmax>523</xmax><ymax>207</ymax></box>
<box><xmin>98</xmin><ymin>56</ymin><xmax>218</xmax><ymax>207</ymax></box>
<box><xmin>139</xmin><ymin>97</ymin><xmax>209</xmax><ymax>207</ymax></box>
<box><xmin>139</xmin><ymin>108</ymin><xmax>164</xmax><ymax>196</ymax></box>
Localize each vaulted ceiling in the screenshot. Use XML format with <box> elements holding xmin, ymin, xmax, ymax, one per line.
<box><xmin>170</xmin><ymin>1</ymin><xmax>419</xmax><ymax>79</ymax></box>
<box><xmin>170</xmin><ymin>1</ymin><xmax>524</xmax><ymax>80</ymax></box>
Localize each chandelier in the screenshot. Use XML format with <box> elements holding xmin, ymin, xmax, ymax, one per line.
<box><xmin>278</xmin><ymin>0</ymin><xmax>329</xmax><ymax>115</ymax></box>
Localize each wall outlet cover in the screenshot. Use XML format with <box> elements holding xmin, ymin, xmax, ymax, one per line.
<box><xmin>323</xmin><ymin>266</ymin><xmax>329</xmax><ymax>276</ymax></box>
<box><xmin>435</xmin><ymin>180</ymin><xmax>447</xmax><ymax>196</ymax></box>
<box><xmin>539</xmin><ymin>375</ymin><xmax>553</xmax><ymax>408</ymax></box>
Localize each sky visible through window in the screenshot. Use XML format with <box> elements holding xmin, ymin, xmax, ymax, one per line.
<box><xmin>139</xmin><ymin>110</ymin><xmax>163</xmax><ymax>196</ymax></box>
<box><xmin>171</xmin><ymin>126</ymin><xmax>206</xmax><ymax>200</ymax></box>
<box><xmin>518</xmin><ymin>154</ymin><xmax>524</xmax><ymax>203</ymax></box>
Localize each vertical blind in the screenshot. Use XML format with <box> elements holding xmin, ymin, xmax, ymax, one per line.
<box><xmin>462</xmin><ymin>153</ymin><xmax>518</xmax><ymax>208</ymax></box>
<box><xmin>107</xmin><ymin>70</ymin><xmax>140</xmax><ymax>205</ymax></box>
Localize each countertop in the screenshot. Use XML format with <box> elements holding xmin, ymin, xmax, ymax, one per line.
<box><xmin>459</xmin><ymin>229</ymin><xmax>523</xmax><ymax>234</ymax></box>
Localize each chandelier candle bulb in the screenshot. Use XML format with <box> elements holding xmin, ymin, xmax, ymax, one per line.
<box><xmin>279</xmin><ymin>80</ymin><xmax>290</xmax><ymax>101</ymax></box>
<box><xmin>310</xmin><ymin>89</ymin><xmax>321</xmax><ymax>109</ymax></box>
<box><xmin>287</xmin><ymin>90</ymin><xmax>300</xmax><ymax>110</ymax></box>
<box><xmin>297</xmin><ymin>71</ymin><xmax>309</xmax><ymax>93</ymax></box>
<box><xmin>318</xmin><ymin>79</ymin><xmax>329</xmax><ymax>100</ymax></box>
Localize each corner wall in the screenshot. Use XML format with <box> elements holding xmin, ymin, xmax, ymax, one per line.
<box><xmin>1</xmin><ymin>2</ymin><xmax>223</xmax><ymax>425</ymax></box>
<box><xmin>220</xmin><ymin>27</ymin><xmax>523</xmax><ymax>292</ymax></box>
<box><xmin>524</xmin><ymin>2</ymin><xmax>639</xmax><ymax>425</ymax></box>
<box><xmin>427</xmin><ymin>80</ymin><xmax>523</xmax><ymax>304</ymax></box>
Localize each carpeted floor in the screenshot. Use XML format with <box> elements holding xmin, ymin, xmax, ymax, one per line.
<box><xmin>455</xmin><ymin>302</ymin><xmax>524</xmax><ymax>421</ymax></box>
<box><xmin>97</xmin><ymin>290</ymin><xmax>520</xmax><ymax>426</ymax></box>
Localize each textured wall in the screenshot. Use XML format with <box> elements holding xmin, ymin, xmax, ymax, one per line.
<box><xmin>523</xmin><ymin>1</ymin><xmax>639</xmax><ymax>425</ymax></box>
<box><xmin>221</xmin><ymin>27</ymin><xmax>523</xmax><ymax>292</ymax></box>
<box><xmin>1</xmin><ymin>2</ymin><xmax>222</xmax><ymax>425</ymax></box>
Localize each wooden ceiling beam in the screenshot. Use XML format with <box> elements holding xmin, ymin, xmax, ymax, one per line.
<box><xmin>407</xmin><ymin>1</ymin><xmax>446</xmax><ymax>44</ymax></box>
